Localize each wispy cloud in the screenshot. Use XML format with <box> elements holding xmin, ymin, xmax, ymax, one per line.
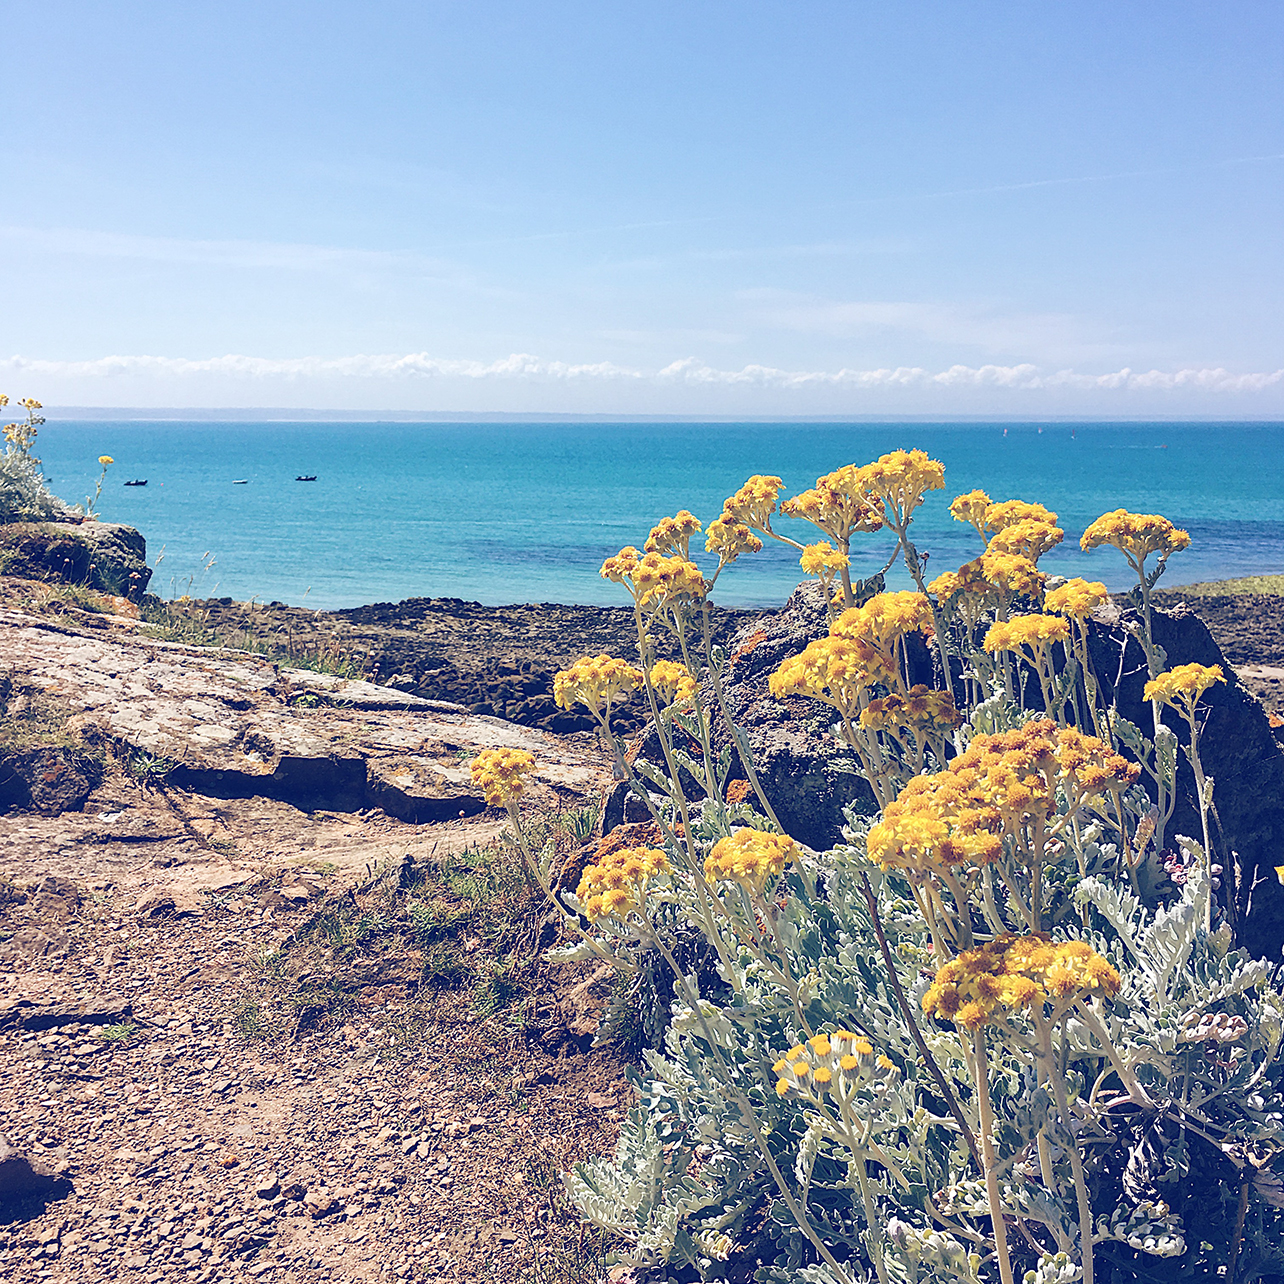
<box><xmin>0</xmin><ymin>224</ymin><xmax>459</xmax><ymax>277</ymax></box>
<box><xmin>3</xmin><ymin>351</ymin><xmax>1280</xmax><ymax>394</ymax></box>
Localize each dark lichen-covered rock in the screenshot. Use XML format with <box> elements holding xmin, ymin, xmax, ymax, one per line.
<box><xmin>0</xmin><ymin>747</ymin><xmax>101</xmax><ymax>816</ymax></box>
<box><xmin>1086</xmin><ymin>599</ymin><xmax>1284</xmax><ymax>959</ymax></box>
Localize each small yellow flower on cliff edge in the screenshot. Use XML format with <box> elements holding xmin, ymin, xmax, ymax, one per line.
<box><xmin>469</xmin><ymin>748</ymin><xmax>536</xmax><ymax>807</ymax></box>
<box><xmin>98</xmin><ymin>455</ymin><xmax>114</xmax><ymax>466</ymax></box>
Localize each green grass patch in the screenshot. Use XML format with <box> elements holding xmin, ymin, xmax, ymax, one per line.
<box><xmin>1164</xmin><ymin>573</ymin><xmax>1284</xmax><ymax>596</ymax></box>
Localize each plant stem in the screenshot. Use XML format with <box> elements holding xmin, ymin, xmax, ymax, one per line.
<box><xmin>971</xmin><ymin>1029</ymin><xmax>1016</xmax><ymax>1284</ymax></box>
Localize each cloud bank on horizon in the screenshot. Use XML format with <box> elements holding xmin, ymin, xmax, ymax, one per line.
<box><xmin>6</xmin><ymin>351</ymin><xmax>1281</xmax><ymax>417</ymax></box>
<box><xmin>2</xmin><ymin>4</ymin><xmax>1281</xmax><ymax>417</ymax></box>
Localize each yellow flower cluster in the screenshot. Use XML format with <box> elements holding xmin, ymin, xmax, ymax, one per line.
<box><xmin>949</xmin><ymin>489</ymin><xmax>992</xmax><ymax>533</ymax></box>
<box><xmin>1080</xmin><ymin>509</ymin><xmax>1192</xmax><ymax>563</ymax></box>
<box><xmin>1044</xmin><ymin>578</ymin><xmax>1109</xmax><ymax>619</ymax></box>
<box><xmin>647</xmin><ymin>659</ymin><xmax>698</xmax><ymax>706</ymax></box>
<box><xmin>799</xmin><ymin>540</ymin><xmax>850</xmax><ymax>576</ymax></box>
<box><xmin>576</xmin><ymin>846</ymin><xmax>670</xmax><ymax>922</ymax></box>
<box><xmin>768</xmin><ymin>635</ymin><xmax>880</xmax><ymax>714</ymax></box>
<box><xmin>982</xmin><ymin>614</ymin><xmax>1071</xmax><ymax>655</ymax></box>
<box><xmin>705</xmin><ymin>515</ymin><xmax>764</xmax><ymax>563</ymax></box>
<box><xmin>927</xmin><ymin>557</ymin><xmax>996</xmax><ymax>603</ymax></box>
<box><xmin>781</xmin><ymin>464</ymin><xmax>885</xmax><ymax>543</ymax></box>
<box><xmin>1144</xmin><ymin>662</ymin><xmax>1224</xmax><ymax>707</ymax></box>
<box><xmin>773</xmin><ymin>1030</ymin><xmax>895</xmax><ymax>1099</ymax></box>
<box><xmin>721</xmin><ymin>474</ymin><xmax>785</xmax><ymax>529</ymax></box>
<box><xmin>469</xmin><ymin>747</ymin><xmax>537</xmax><ymax>807</ymax></box>
<box><xmin>984</xmin><ymin>499</ymin><xmax>1058</xmax><ymax>534</ymax></box>
<box><xmin>98</xmin><ymin>454</ymin><xmax>114</xmax><ymax>466</ymax></box>
<box><xmin>859</xmin><ymin>685</ymin><xmax>962</xmax><ymax>735</ymax></box>
<box><xmin>644</xmin><ymin>510</ymin><xmax>702</xmax><ymax>557</ymax></box>
<box><xmin>704</xmin><ymin>829</ymin><xmax>799</xmax><ymax>893</ymax></box>
<box><xmin>866</xmin><ymin>720</ymin><xmax>1139</xmax><ymax>874</ymax></box>
<box><xmin>922</xmin><ymin>934</ymin><xmax>1121</xmax><ymax>1031</ymax></box>
<box><xmin>634</xmin><ymin>553</ymin><xmax>707</xmax><ymax>607</ymax></box>
<box><xmin>979</xmin><ymin>549</ymin><xmax>1045</xmax><ymax>597</ymax></box>
<box><xmin>553</xmin><ymin>654</ymin><xmax>644</xmax><ymax>715</ymax></box>
<box><xmin>987</xmin><ymin>517</ymin><xmax>1064</xmax><ymax>563</ymax></box>
<box><xmin>832</xmin><ymin>591</ymin><xmax>934</xmax><ymax>652</ymax></box>
<box><xmin>599</xmin><ymin>546</ymin><xmax>707</xmax><ymax>608</ymax></box>
<box><xmin>854</xmin><ymin>448</ymin><xmax>946</xmax><ymax>525</ymax></box>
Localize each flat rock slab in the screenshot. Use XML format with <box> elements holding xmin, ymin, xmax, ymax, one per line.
<box><xmin>0</xmin><ymin>610</ymin><xmax>602</xmax><ymax>819</ymax></box>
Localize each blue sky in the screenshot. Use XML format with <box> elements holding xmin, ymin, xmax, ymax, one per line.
<box><xmin>2</xmin><ymin>1</ymin><xmax>1282</xmax><ymax>415</ymax></box>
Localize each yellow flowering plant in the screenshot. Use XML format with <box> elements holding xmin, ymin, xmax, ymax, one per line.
<box><xmin>487</xmin><ymin>449</ymin><xmax>1284</xmax><ymax>1284</ymax></box>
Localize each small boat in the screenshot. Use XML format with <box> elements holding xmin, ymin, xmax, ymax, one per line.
<box><xmin>294</xmin><ymin>475</ymin><xmax>317</xmax><ymax>482</ymax></box>
<box><xmin>123</xmin><ymin>479</ymin><xmax>148</xmax><ymax>487</ymax></box>
<box><xmin>232</xmin><ymin>479</ymin><xmax>248</xmax><ymax>485</ymax></box>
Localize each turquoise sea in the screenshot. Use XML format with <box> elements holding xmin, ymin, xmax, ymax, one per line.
<box><xmin>32</xmin><ymin>421</ymin><xmax>1284</xmax><ymax>610</ymax></box>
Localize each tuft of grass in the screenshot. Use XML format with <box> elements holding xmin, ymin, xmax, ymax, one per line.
<box><xmin>1163</xmin><ymin>573</ymin><xmax>1284</xmax><ymax>597</ymax></box>
<box><xmin>523</xmin><ymin>1155</ymin><xmax>616</xmax><ymax>1284</ymax></box>
<box><xmin>96</xmin><ymin>1022</ymin><xmax>139</xmax><ymax>1044</ymax></box>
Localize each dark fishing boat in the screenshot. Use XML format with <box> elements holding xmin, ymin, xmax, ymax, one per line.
<box><xmin>232</xmin><ymin>479</ymin><xmax>248</xmax><ymax>485</ymax></box>
<box><xmin>294</xmin><ymin>475</ymin><xmax>317</xmax><ymax>482</ymax></box>
<box><xmin>123</xmin><ymin>479</ymin><xmax>148</xmax><ymax>487</ymax></box>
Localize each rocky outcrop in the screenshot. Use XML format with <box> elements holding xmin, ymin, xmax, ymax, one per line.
<box><xmin>0</xmin><ymin>608</ymin><xmax>604</xmax><ymax>821</ymax></box>
<box><xmin>0</xmin><ymin>520</ymin><xmax>152</xmax><ymax>599</ymax></box>
<box><xmin>1085</xmin><ymin>599</ymin><xmax>1284</xmax><ymax>958</ymax></box>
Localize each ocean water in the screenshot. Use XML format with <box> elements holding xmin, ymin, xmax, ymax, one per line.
<box><xmin>31</xmin><ymin>420</ymin><xmax>1284</xmax><ymax>610</ymax></box>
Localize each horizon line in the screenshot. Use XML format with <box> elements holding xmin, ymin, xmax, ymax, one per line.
<box><xmin>35</xmin><ymin>405</ymin><xmax>1284</xmax><ymax>426</ymax></box>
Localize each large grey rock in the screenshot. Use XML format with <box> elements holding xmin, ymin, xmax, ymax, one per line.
<box><xmin>0</xmin><ymin>607</ymin><xmax>603</xmax><ymax>820</ymax></box>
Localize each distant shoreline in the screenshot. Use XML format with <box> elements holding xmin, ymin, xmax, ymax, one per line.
<box><xmin>41</xmin><ymin>407</ymin><xmax>1284</xmax><ymax>425</ymax></box>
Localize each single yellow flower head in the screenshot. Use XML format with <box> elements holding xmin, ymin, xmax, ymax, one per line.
<box><xmin>632</xmin><ymin>552</ymin><xmax>708</xmax><ymax>608</ymax></box>
<box><xmin>98</xmin><ymin>454</ymin><xmax>114</xmax><ymax>466</ymax></box>
<box><xmin>647</xmin><ymin>659</ymin><xmax>698</xmax><ymax>707</ymax></box>
<box><xmin>928</xmin><ymin>557</ymin><xmax>997</xmax><ymax>603</ymax></box>
<box><xmin>1080</xmin><ymin>509</ymin><xmax>1191</xmax><ymax>565</ymax></box>
<box><xmin>469</xmin><ymin>747</ymin><xmax>536</xmax><ymax>807</ymax></box>
<box><xmin>1044</xmin><ymin>578</ymin><xmax>1109</xmax><ymax>619</ymax></box>
<box><xmin>600</xmin><ymin>546</ymin><xmax>642</xmax><ymax>583</ymax></box>
<box><xmin>553</xmin><ymin>654</ymin><xmax>644</xmax><ymax>715</ymax></box>
<box><xmin>704</xmin><ymin>829</ymin><xmax>799</xmax><ymax>893</ymax></box>
<box><xmin>1144</xmin><ymin>663</ymin><xmax>1225</xmax><ymax>708</ymax></box>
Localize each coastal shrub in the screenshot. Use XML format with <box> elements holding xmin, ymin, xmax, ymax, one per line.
<box><xmin>494</xmin><ymin>451</ymin><xmax>1284</xmax><ymax>1284</ymax></box>
<box><xmin>0</xmin><ymin>397</ymin><xmax>74</xmax><ymax>523</ymax></box>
